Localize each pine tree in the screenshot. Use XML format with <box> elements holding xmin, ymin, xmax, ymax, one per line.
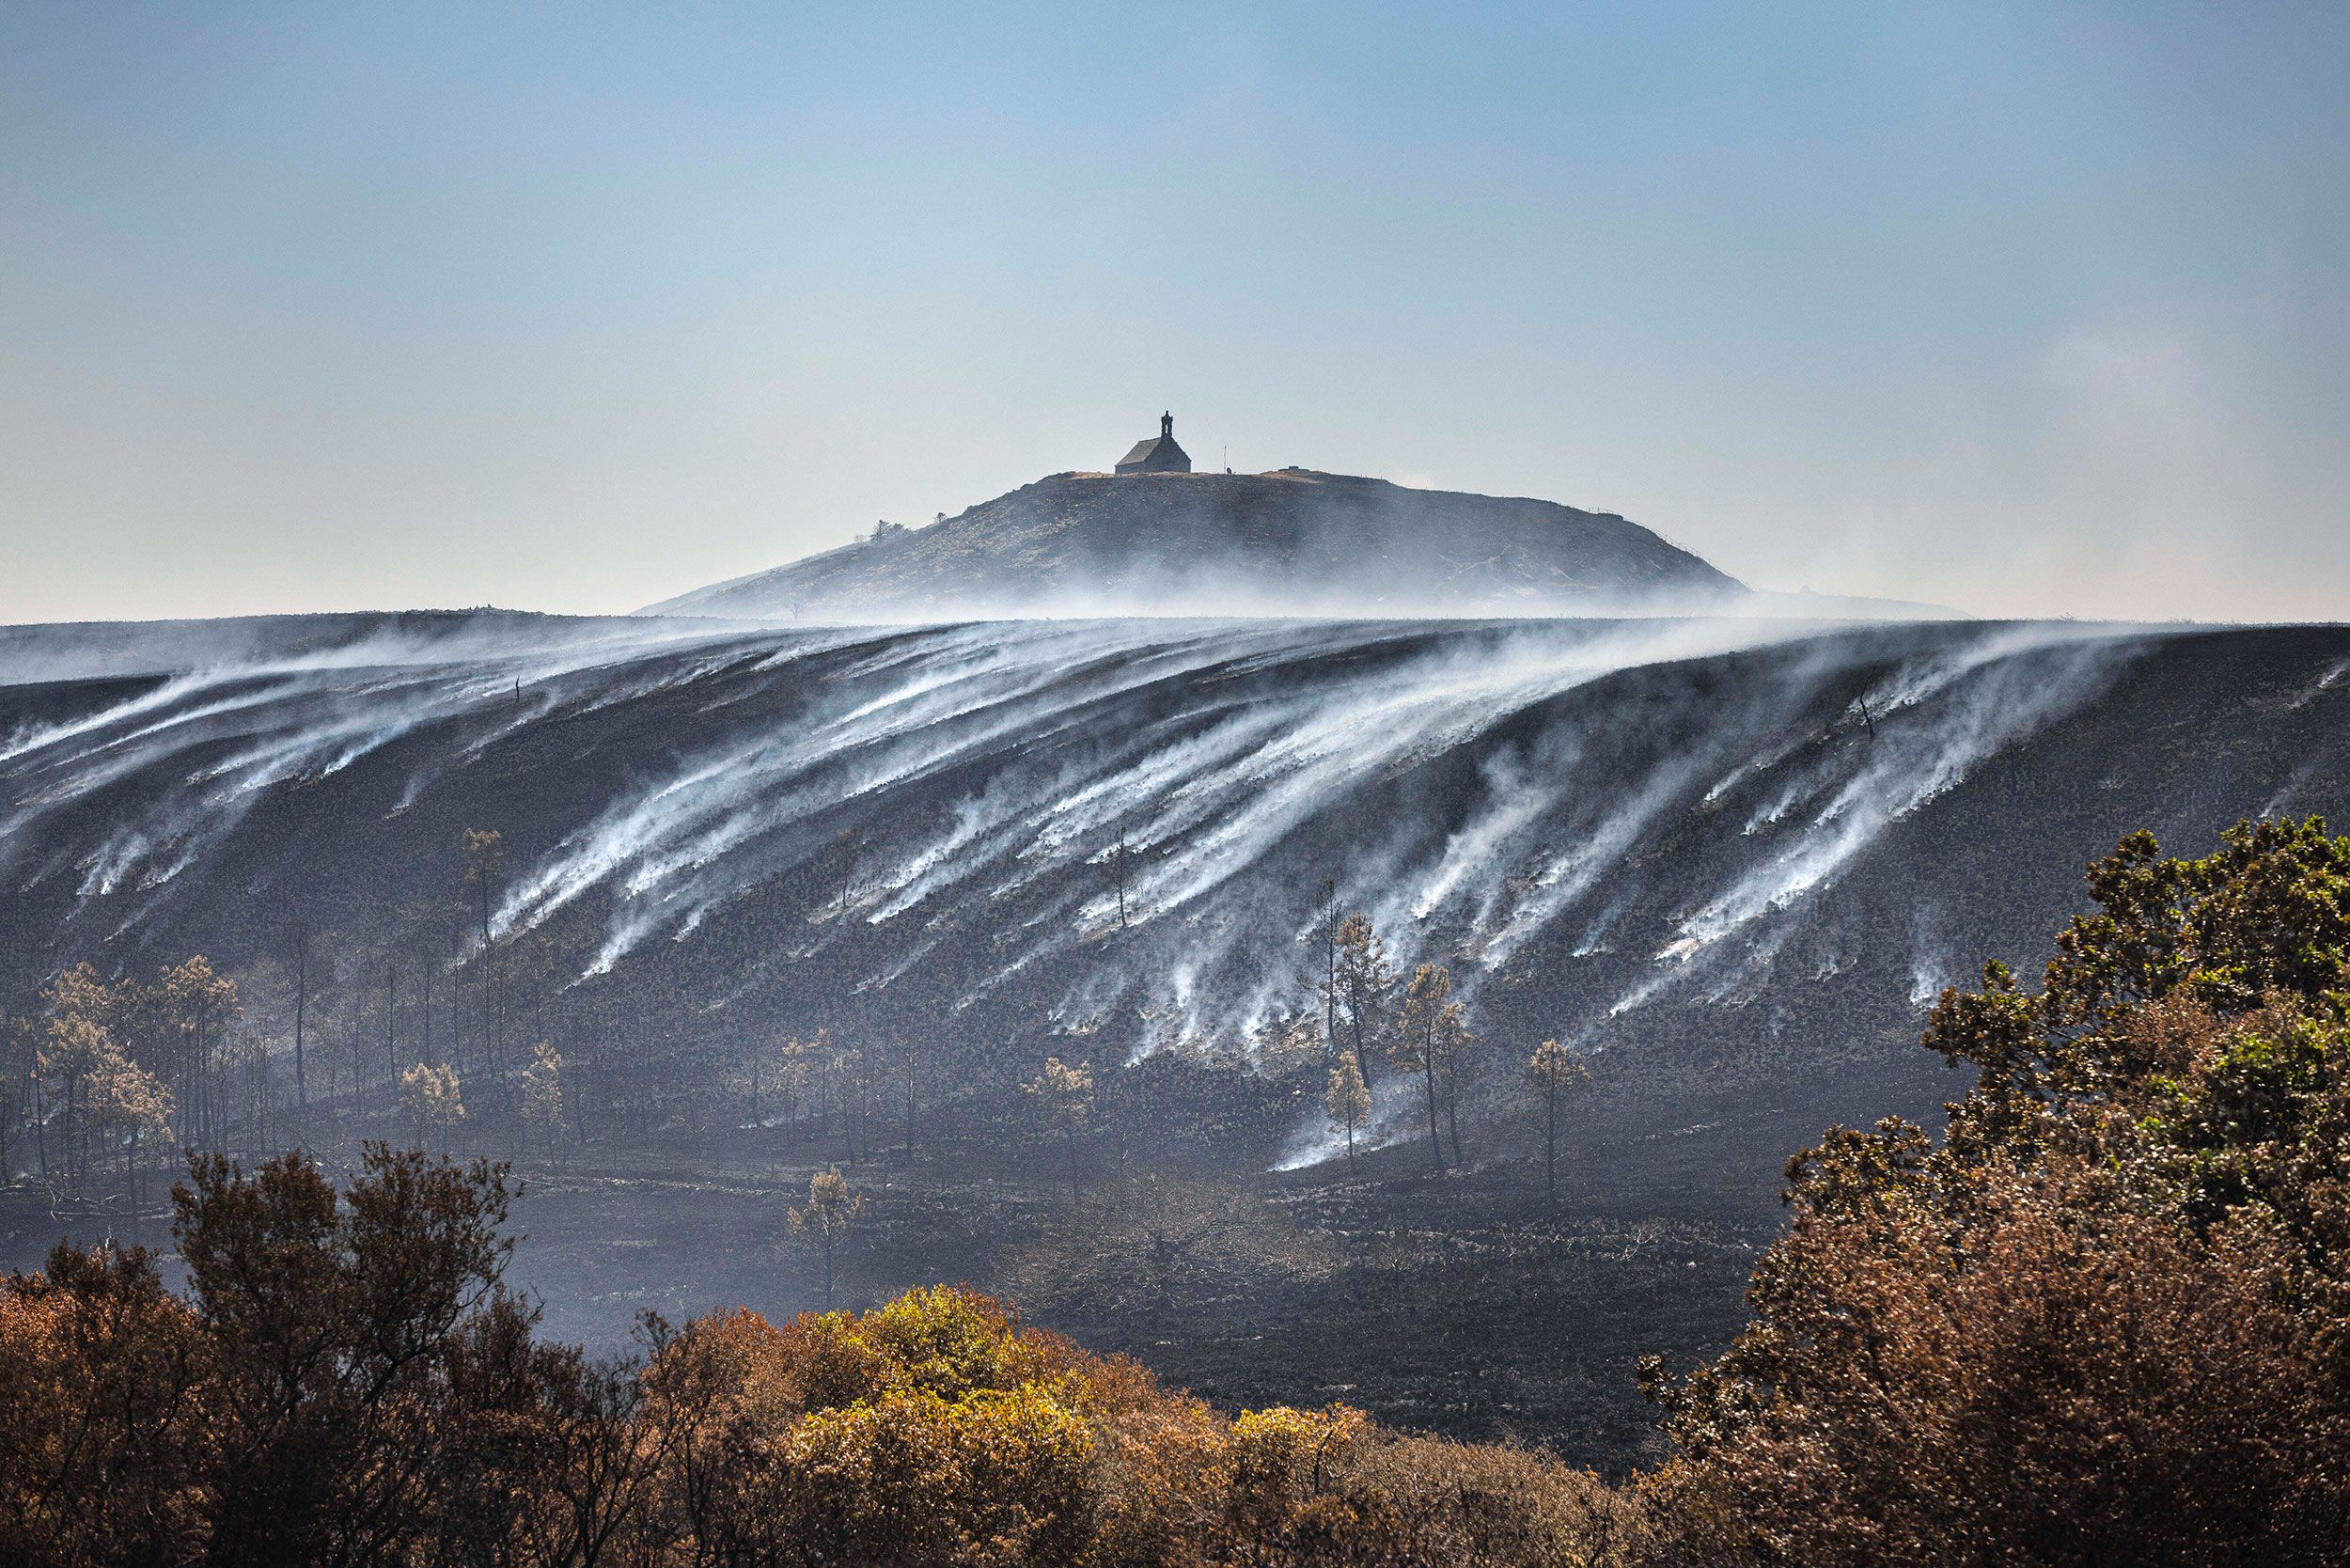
<box><xmin>1330</xmin><ymin>915</ymin><xmax>1394</xmax><ymax>1093</ymax></box>
<box><xmin>1526</xmin><ymin>1039</ymin><xmax>1592</xmax><ymax>1206</ymax></box>
<box><xmin>1326</xmin><ymin>1053</ymin><xmax>1371</xmax><ymax>1168</ymax></box>
<box><xmin>522</xmin><ymin>1042</ymin><xmax>563</xmax><ymax>1165</ymax></box>
<box><xmin>789</xmin><ymin>1164</ymin><xmax>865</xmax><ymax>1308</ymax></box>
<box><xmin>399</xmin><ymin>1062</ymin><xmax>465</xmax><ymax>1148</ymax></box>
<box><xmin>1394</xmin><ymin>964</ymin><xmax>1455</xmax><ymax>1172</ymax></box>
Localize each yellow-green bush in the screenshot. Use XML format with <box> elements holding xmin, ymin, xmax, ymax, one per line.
<box><xmin>769</xmin><ymin>1385</ymin><xmax>1098</xmax><ymax>1567</ymax></box>
<box><xmin>637</xmin><ymin>1284</ymin><xmax>1633</xmax><ymax>1567</ymax></box>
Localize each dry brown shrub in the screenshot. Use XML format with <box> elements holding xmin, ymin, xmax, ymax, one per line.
<box><xmin>0</xmin><ymin>1246</ymin><xmax>212</xmax><ymax>1564</ymax></box>
<box><xmin>1330</xmin><ymin>1433</ymin><xmax>1650</xmax><ymax>1567</ymax></box>
<box><xmin>1653</xmin><ymin>1161</ymin><xmax>2350</xmax><ymax>1568</ymax></box>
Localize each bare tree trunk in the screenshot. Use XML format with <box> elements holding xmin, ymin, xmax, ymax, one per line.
<box><xmin>383</xmin><ymin>963</ymin><xmax>397</xmax><ymax>1120</ymax></box>
<box><xmin>1321</xmin><ymin>876</ymin><xmax>1338</xmax><ymax>1058</ymax></box>
<box><xmin>65</xmin><ymin>1069</ymin><xmax>83</xmax><ymax>1195</ymax></box>
<box><xmin>291</xmin><ymin>933</ymin><xmax>310</xmax><ymax>1109</ymax></box>
<box><xmin>446</xmin><ymin>933</ymin><xmax>463</xmax><ymax>1077</ymax></box>
<box><xmin>836</xmin><ymin>833</ymin><xmax>861</xmax><ymax>922</ymax></box>
<box><xmin>1419</xmin><ymin>1031</ymin><xmax>1445</xmax><ymax>1173</ymax></box>
<box><xmin>1114</xmin><ymin>821</ymin><xmax>1134</xmax><ymax>930</ymax></box>
<box><xmin>1544</xmin><ymin>1095</ymin><xmax>1559</xmax><ymax>1205</ymax></box>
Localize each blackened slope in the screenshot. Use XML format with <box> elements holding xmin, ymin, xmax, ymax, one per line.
<box><xmin>0</xmin><ymin>609</ymin><xmax>722</xmax><ymax>683</ymax></box>
<box><xmin>643</xmin><ymin>469</ymin><xmax>1744</xmax><ymax>619</ymax></box>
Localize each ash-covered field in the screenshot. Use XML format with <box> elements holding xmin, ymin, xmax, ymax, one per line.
<box><xmin>6</xmin><ymin>609</ymin><xmax>2347</xmax><ymax>1466</ymax></box>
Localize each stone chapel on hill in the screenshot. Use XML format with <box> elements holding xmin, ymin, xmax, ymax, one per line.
<box><xmin>1115</xmin><ymin>412</ymin><xmax>1192</xmax><ymax>475</ymax></box>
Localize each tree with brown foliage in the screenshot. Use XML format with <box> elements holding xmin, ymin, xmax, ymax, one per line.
<box><xmin>461</xmin><ymin>828</ymin><xmax>506</xmax><ymax>949</ymax></box>
<box><xmin>37</xmin><ymin>1011</ymin><xmax>115</xmax><ymax>1199</ymax></box>
<box><xmin>1327</xmin><ymin>1052</ymin><xmax>1371</xmax><ymax>1168</ymax></box>
<box><xmin>93</xmin><ymin>1047</ymin><xmax>173</xmax><ymax>1207</ymax></box>
<box><xmin>1329</xmin><ymin>913</ymin><xmax>1395</xmax><ymax>1093</ymax></box>
<box><xmin>1434</xmin><ymin>990</ymin><xmax>1474</xmax><ymax>1167</ymax></box>
<box><xmin>0</xmin><ymin>1241</ymin><xmax>211</xmax><ymax>1563</ymax></box>
<box><xmin>1526</xmin><ymin>1040</ymin><xmax>1591</xmax><ymax>1207</ymax></box>
<box><xmin>788</xmin><ymin>1164</ymin><xmax>865</xmax><ymax>1309</ymax></box>
<box><xmin>1394</xmin><ymin>964</ymin><xmax>1464</xmax><ymax>1172</ymax></box>
<box><xmin>522</xmin><ymin>1040</ymin><xmax>564</xmax><ymax>1165</ymax></box>
<box><xmin>155</xmin><ymin>956</ymin><xmax>238</xmax><ymax>1148</ymax></box>
<box><xmin>176</xmin><ymin>1144</ymin><xmax>517</xmax><ymax>1559</ymax></box>
<box><xmin>0</xmin><ymin>1143</ymin><xmax>671</xmax><ymax>1565</ymax></box>
<box><xmin>775</xmin><ymin>1034</ymin><xmax>817</xmax><ymax>1138</ymax></box>
<box><xmin>400</xmin><ymin>1060</ymin><xmax>466</xmax><ymax>1147</ymax></box>
<box><xmin>30</xmin><ymin>964</ymin><xmax>177</xmax><ymax>1202</ymax></box>
<box><xmin>1639</xmin><ymin>817</ymin><xmax>2350</xmax><ymax>1567</ymax></box>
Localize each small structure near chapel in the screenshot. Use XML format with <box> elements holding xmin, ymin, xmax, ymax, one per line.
<box><xmin>1115</xmin><ymin>412</ymin><xmax>1192</xmax><ymax>475</ymax></box>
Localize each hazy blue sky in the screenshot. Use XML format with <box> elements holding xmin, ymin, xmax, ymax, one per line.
<box><xmin>4</xmin><ymin>2</ymin><xmax>2345</xmax><ymax>624</ymax></box>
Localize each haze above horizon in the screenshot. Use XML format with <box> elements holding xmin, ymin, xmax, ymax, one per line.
<box><xmin>3</xmin><ymin>3</ymin><xmax>2346</xmax><ymax>626</ymax></box>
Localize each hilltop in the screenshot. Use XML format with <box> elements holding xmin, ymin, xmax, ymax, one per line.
<box><xmin>641</xmin><ymin>468</ymin><xmax>1749</xmax><ymax>620</ymax></box>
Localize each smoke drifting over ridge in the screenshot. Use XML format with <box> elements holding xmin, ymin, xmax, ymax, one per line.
<box><xmin>7</xmin><ymin>608</ymin><xmax>2347</xmax><ymax>1169</ymax></box>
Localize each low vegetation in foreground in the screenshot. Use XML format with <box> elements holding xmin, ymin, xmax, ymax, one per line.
<box><xmin>8</xmin><ymin>816</ymin><xmax>2350</xmax><ymax>1565</ymax></box>
<box><xmin>1</xmin><ymin>1146</ymin><xmax>1638</xmax><ymax>1565</ymax></box>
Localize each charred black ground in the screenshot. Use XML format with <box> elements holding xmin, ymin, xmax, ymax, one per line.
<box><xmin>4</xmin><ymin>612</ymin><xmax>2346</xmax><ymax>1469</ymax></box>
